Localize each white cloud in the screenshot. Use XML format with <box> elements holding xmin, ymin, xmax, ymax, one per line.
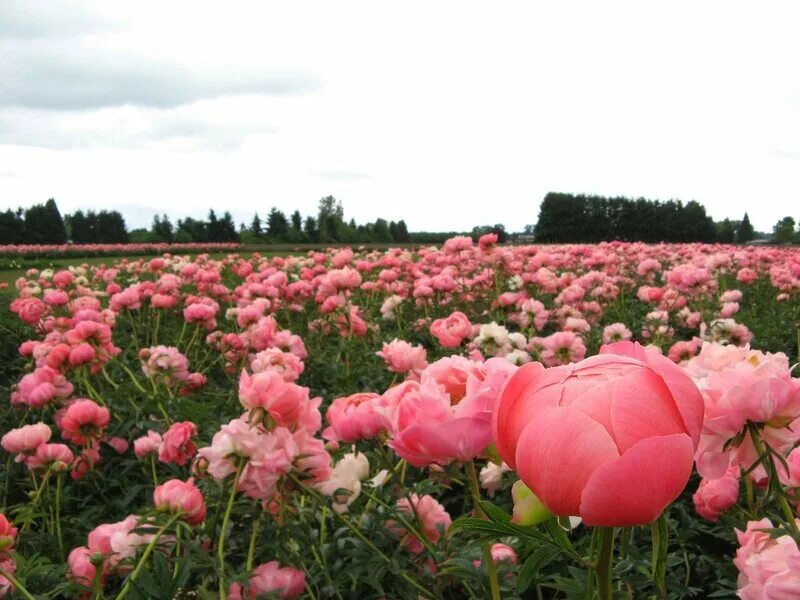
<box><xmin>1</xmin><ymin>1</ymin><xmax>799</xmax><ymax>232</ymax></box>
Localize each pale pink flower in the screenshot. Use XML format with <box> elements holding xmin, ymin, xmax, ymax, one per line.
<box><xmin>387</xmin><ymin>493</ymin><xmax>452</xmax><ymax>554</ymax></box>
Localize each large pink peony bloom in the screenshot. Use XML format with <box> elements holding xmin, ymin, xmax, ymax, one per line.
<box><xmin>430</xmin><ymin>311</ymin><xmax>472</xmax><ymax>348</ymax></box>
<box><xmin>153</xmin><ymin>478</ymin><xmax>207</xmax><ymax>526</ymax></box>
<box><xmin>60</xmin><ymin>399</ymin><xmax>111</xmax><ymax>446</ymax></box>
<box><xmin>494</xmin><ymin>341</ymin><xmax>703</xmax><ymax>526</ymax></box>
<box><xmin>734</xmin><ymin>518</ymin><xmax>800</xmax><ymax>599</ymax></box>
<box><xmin>686</xmin><ymin>343</ymin><xmax>800</xmax><ymax>480</ymax></box>
<box><xmin>322</xmin><ymin>392</ymin><xmax>385</xmax><ymax>443</ymax></box>
<box><xmin>376</xmin><ymin>339</ymin><xmax>428</xmax><ymax>379</ymax></box>
<box><xmin>383</xmin><ymin>357</ymin><xmax>516</xmax><ymax>467</ymax></box>
<box><xmin>238</xmin><ymin>370</ymin><xmax>310</xmax><ymax>427</ymax></box>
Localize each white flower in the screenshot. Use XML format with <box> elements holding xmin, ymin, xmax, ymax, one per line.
<box><xmin>480</xmin><ymin>462</ymin><xmax>510</xmax><ymax>497</ymax></box>
<box><xmin>317</xmin><ymin>451</ymin><xmax>370</xmax><ymax>513</ymax></box>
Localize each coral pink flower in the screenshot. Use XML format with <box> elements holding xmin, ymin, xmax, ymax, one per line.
<box><xmin>11</xmin><ymin>366</ymin><xmax>73</xmax><ymax>408</ymax></box>
<box><xmin>385</xmin><ymin>358</ymin><xmax>516</xmax><ymax>467</ymax></box>
<box><xmin>52</xmin><ymin>270</ymin><xmax>74</xmax><ymax>288</ymax></box>
<box><xmin>430</xmin><ymin>311</ymin><xmax>472</xmax><ymax>348</ymax></box>
<box><xmin>60</xmin><ymin>399</ymin><xmax>111</xmax><ymax>446</ymax></box>
<box><xmin>387</xmin><ymin>493</ymin><xmax>452</xmax><ymax>554</ymax></box>
<box><xmin>539</xmin><ymin>331</ymin><xmax>587</xmax><ymax>367</ymax></box>
<box><xmin>231</xmin><ymin>561</ymin><xmax>306</xmax><ymax>600</ymax></box>
<box><xmin>134</xmin><ymin>431</ymin><xmax>163</xmax><ymax>459</ymax></box>
<box><xmin>250</xmin><ymin>348</ymin><xmax>305</xmax><ymax>382</ymax></box>
<box><xmin>1</xmin><ymin>423</ymin><xmax>51</xmax><ymax>457</ymax></box>
<box><xmin>11</xmin><ymin>297</ymin><xmax>48</xmax><ymax>324</ymax></box>
<box><xmin>105</xmin><ymin>437</ymin><xmax>129</xmax><ymax>454</ymax></box>
<box><xmin>322</xmin><ymin>392</ymin><xmax>384</xmax><ymax>443</ymax></box>
<box><xmin>494</xmin><ymin>341</ymin><xmax>703</xmax><ymax>526</ymax></box>
<box><xmin>689</xmin><ymin>345</ymin><xmax>800</xmax><ymax>479</ymax></box>
<box><xmin>376</xmin><ymin>339</ymin><xmax>428</xmax><ymax>379</ymax></box>
<box><xmin>0</xmin><ymin>514</ymin><xmax>18</xmax><ymax>553</ymax></box>
<box><xmin>734</xmin><ymin>518</ymin><xmax>800</xmax><ymax>599</ymax></box>
<box><xmin>26</xmin><ymin>443</ymin><xmax>74</xmax><ymax>471</ymax></box>
<box><xmin>68</xmin><ymin>546</ymin><xmax>97</xmax><ymax>586</ymax></box>
<box><xmin>153</xmin><ymin>478</ymin><xmax>207</xmax><ymax>525</ymax></box>
<box><xmin>692</xmin><ymin>466</ymin><xmax>740</xmax><ymax>522</ymax></box>
<box><xmin>71</xmin><ymin>447</ymin><xmax>101</xmax><ymax>480</ymax></box>
<box><xmin>292</xmin><ymin>428</ymin><xmax>332</xmax><ymax>484</ymax></box>
<box><xmin>158</xmin><ymin>422</ymin><xmax>198</xmax><ymax>466</ymax></box>
<box><xmin>87</xmin><ymin>514</ymin><xmax>142</xmax><ymax>569</ymax></box>
<box><xmin>238</xmin><ymin>370</ymin><xmax>309</xmax><ymax>427</ymax></box>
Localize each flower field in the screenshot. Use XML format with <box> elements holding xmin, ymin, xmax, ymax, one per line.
<box><xmin>1</xmin><ymin>237</ymin><xmax>799</xmax><ymax>599</ymax></box>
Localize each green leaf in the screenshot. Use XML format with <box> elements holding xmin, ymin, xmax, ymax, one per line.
<box><xmin>517</xmin><ymin>546</ymin><xmax>559</xmax><ymax>593</ymax></box>
<box><xmin>651</xmin><ymin>514</ymin><xmax>669</xmax><ymax>596</ymax></box>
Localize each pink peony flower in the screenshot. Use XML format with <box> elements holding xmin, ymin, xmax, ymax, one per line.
<box><xmin>238</xmin><ymin>370</ymin><xmax>310</xmax><ymax>428</ymax></box>
<box><xmin>60</xmin><ymin>399</ymin><xmax>111</xmax><ymax>446</ymax></box>
<box><xmin>158</xmin><ymin>422</ymin><xmax>198</xmax><ymax>466</ymax></box>
<box><xmin>322</xmin><ymin>392</ymin><xmax>384</xmax><ymax>443</ymax></box>
<box><xmin>376</xmin><ymin>339</ymin><xmax>428</xmax><ymax>379</ymax></box>
<box><xmin>153</xmin><ymin>478</ymin><xmax>207</xmax><ymax>525</ymax></box>
<box><xmin>1</xmin><ymin>422</ymin><xmax>51</xmax><ymax>457</ymax></box>
<box><xmin>494</xmin><ymin>341</ymin><xmax>703</xmax><ymax>526</ymax></box>
<box><xmin>133</xmin><ymin>431</ymin><xmax>163</xmax><ymax>459</ymax></box>
<box><xmin>430</xmin><ymin>311</ymin><xmax>472</xmax><ymax>348</ymax></box>
<box><xmin>734</xmin><ymin>518</ymin><xmax>800</xmax><ymax>599</ymax></box>
<box><xmin>231</xmin><ymin>561</ymin><xmax>306</xmax><ymax>599</ymax></box>
<box><xmin>693</xmin><ymin>467</ymin><xmax>740</xmax><ymax>522</ymax></box>
<box><xmin>387</xmin><ymin>493</ymin><xmax>452</xmax><ymax>554</ymax></box>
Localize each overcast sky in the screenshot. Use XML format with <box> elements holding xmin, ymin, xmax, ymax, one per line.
<box><xmin>1</xmin><ymin>1</ymin><xmax>799</xmax><ymax>233</ymax></box>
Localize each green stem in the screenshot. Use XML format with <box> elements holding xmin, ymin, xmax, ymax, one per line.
<box><xmin>218</xmin><ymin>461</ymin><xmax>245</xmax><ymax>599</ymax></box>
<box><xmin>56</xmin><ymin>472</ymin><xmax>65</xmax><ymax>560</ymax></box>
<box><xmin>465</xmin><ymin>461</ymin><xmax>501</xmax><ymax>600</ymax></box>
<box><xmin>748</xmin><ymin>423</ymin><xmax>800</xmax><ymax>536</ymax></box>
<box><xmin>596</xmin><ymin>527</ymin><xmax>616</xmax><ymax>600</ymax></box>
<box><xmin>173</xmin><ymin>526</ymin><xmax>182</xmax><ymax>578</ymax></box>
<box><xmin>121</xmin><ymin>362</ymin><xmax>149</xmax><ymax>395</ymax></box>
<box><xmin>246</xmin><ymin>506</ymin><xmax>266</xmax><ymax>572</ymax></box>
<box><xmin>115</xmin><ymin>514</ymin><xmax>181</xmax><ymax>600</ymax></box>
<box><xmin>0</xmin><ymin>565</ymin><xmax>36</xmax><ymax>600</ymax></box>
<box><xmin>290</xmin><ymin>475</ymin><xmax>435</xmax><ymax>599</ymax></box>
<box><xmin>150</xmin><ymin>455</ymin><xmax>159</xmax><ymax>488</ymax></box>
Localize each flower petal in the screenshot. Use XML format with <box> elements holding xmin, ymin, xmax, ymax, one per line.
<box><xmin>579</xmin><ymin>433</ymin><xmax>694</xmax><ymax>527</ymax></box>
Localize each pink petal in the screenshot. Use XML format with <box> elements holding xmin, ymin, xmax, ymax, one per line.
<box><xmin>579</xmin><ymin>434</ymin><xmax>694</xmax><ymax>527</ymax></box>
<box><xmin>609</xmin><ymin>368</ymin><xmax>689</xmax><ymax>453</ymax></box>
<box><xmin>515</xmin><ymin>407</ymin><xmax>619</xmax><ymax>516</ymax></box>
<box><xmin>601</xmin><ymin>341</ymin><xmax>704</xmax><ymax>447</ymax></box>
<box><xmin>390</xmin><ymin>417</ymin><xmax>492</xmax><ymax>467</ymax></box>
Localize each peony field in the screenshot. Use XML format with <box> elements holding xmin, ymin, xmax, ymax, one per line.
<box><xmin>2</xmin><ymin>237</ymin><xmax>800</xmax><ymax>599</ymax></box>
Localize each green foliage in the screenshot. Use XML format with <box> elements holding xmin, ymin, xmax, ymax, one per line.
<box><xmin>535</xmin><ymin>192</ymin><xmax>718</xmax><ymax>243</ymax></box>
<box><xmin>772</xmin><ymin>216</ymin><xmax>797</xmax><ymax>244</ymax></box>
<box><xmin>736</xmin><ymin>213</ymin><xmax>755</xmax><ymax>243</ymax></box>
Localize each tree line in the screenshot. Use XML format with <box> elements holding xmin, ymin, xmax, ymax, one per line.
<box><xmin>3</xmin><ymin>195</ymin><xmax>792</xmax><ymax>247</ymax></box>
<box><xmin>533</xmin><ymin>192</ymin><xmax>759</xmax><ymax>244</ymax></box>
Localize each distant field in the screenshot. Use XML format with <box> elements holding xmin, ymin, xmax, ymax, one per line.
<box><xmin>0</xmin><ymin>250</ymin><xmax>292</xmax><ymax>288</ymax></box>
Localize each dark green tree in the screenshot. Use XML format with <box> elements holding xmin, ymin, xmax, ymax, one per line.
<box><xmin>219</xmin><ymin>212</ymin><xmax>239</xmax><ymax>242</ymax></box>
<box><xmin>303</xmin><ymin>216</ymin><xmax>319</xmax><ymax>243</ymax></box>
<box><xmin>716</xmin><ymin>219</ymin><xmax>736</xmax><ymax>243</ymax></box>
<box><xmin>736</xmin><ymin>213</ymin><xmax>755</xmax><ymax>243</ymax></box>
<box><xmin>372</xmin><ymin>218</ymin><xmax>392</xmax><ymax>243</ymax></box>
<box><xmin>290</xmin><ymin>210</ymin><xmax>303</xmax><ymax>233</ymax></box>
<box><xmin>266</xmin><ymin>208</ymin><xmax>289</xmax><ymax>241</ymax></box>
<box><xmin>0</xmin><ymin>209</ymin><xmax>24</xmax><ymax>244</ymax></box>
<box><xmin>395</xmin><ymin>220</ymin><xmax>410</xmax><ymax>243</ymax></box>
<box><xmin>250</xmin><ymin>213</ymin><xmax>262</xmax><ymax>237</ymax></box>
<box><xmin>772</xmin><ymin>216</ymin><xmax>797</xmax><ymax>244</ymax></box>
